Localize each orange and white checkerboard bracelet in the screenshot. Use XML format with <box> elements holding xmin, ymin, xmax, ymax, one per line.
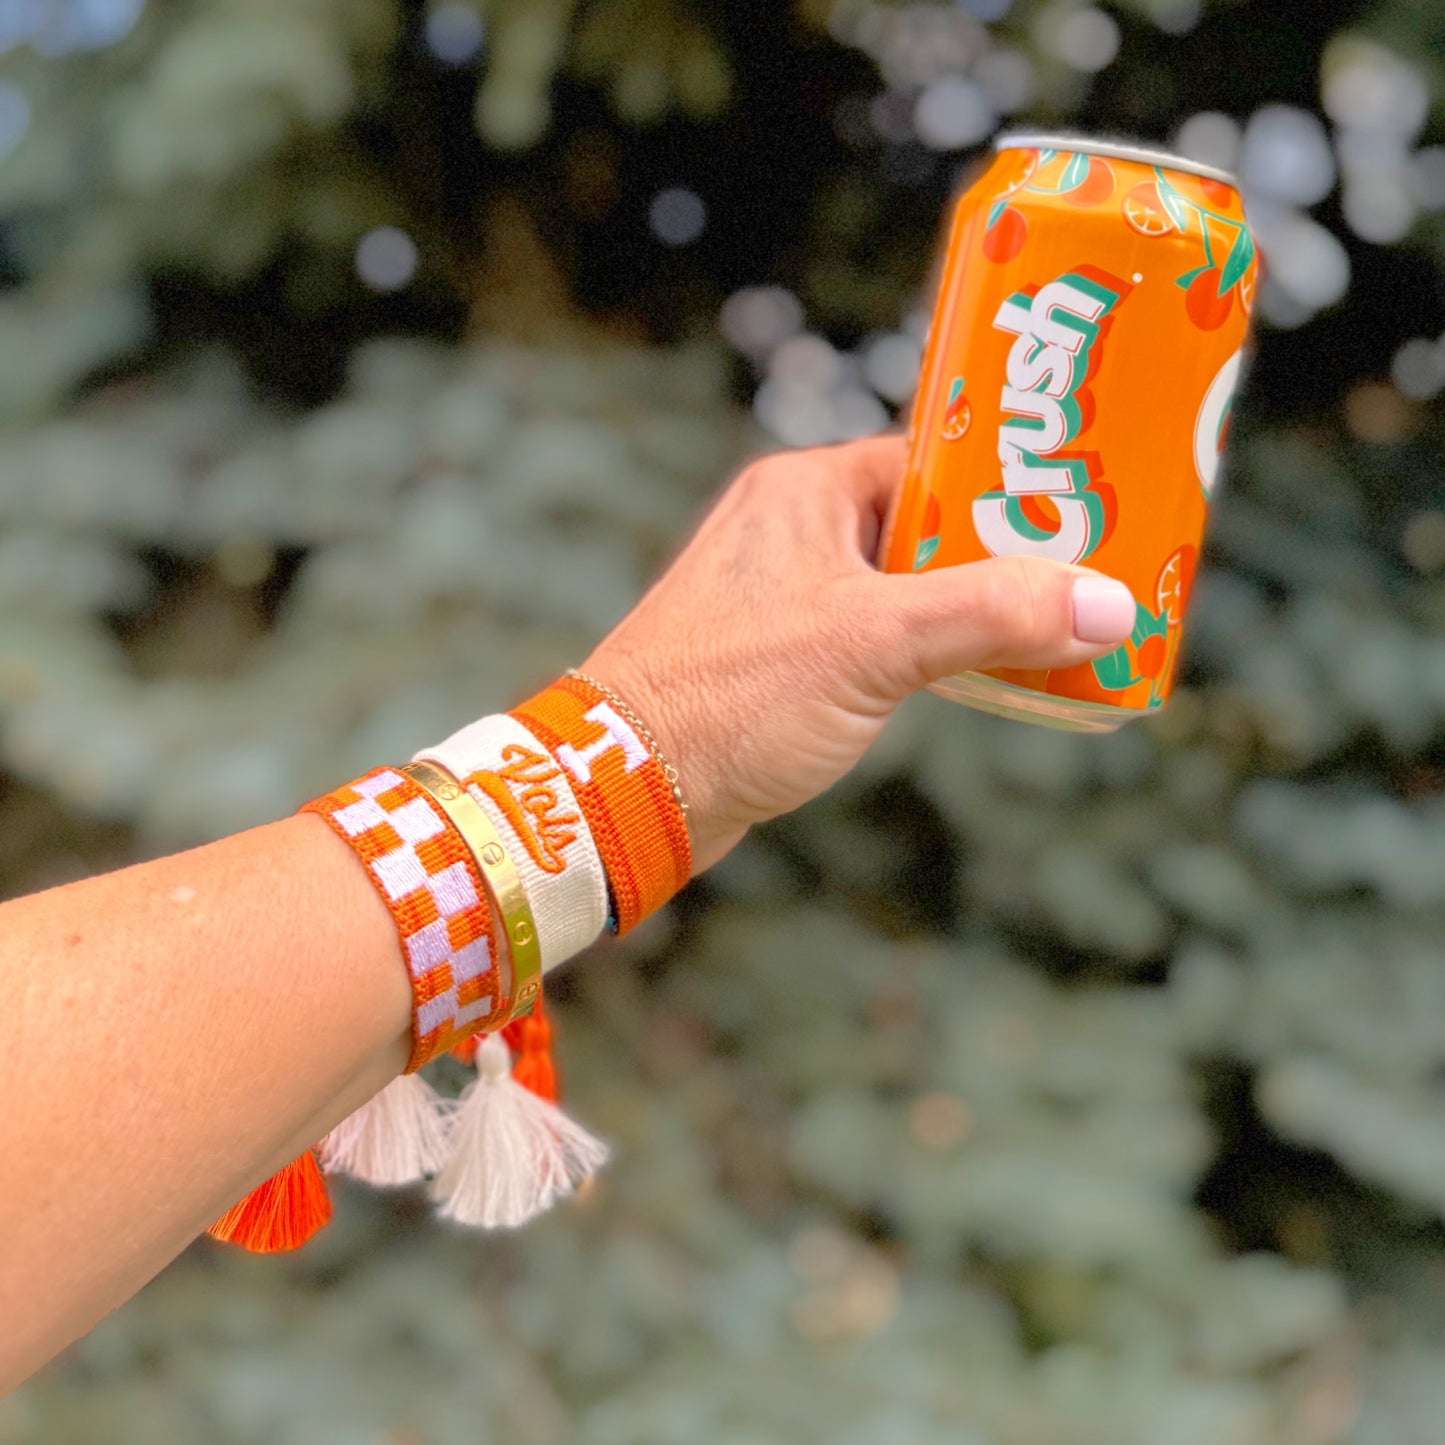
<box><xmin>301</xmin><ymin>767</ymin><xmax>506</xmax><ymax>1072</ymax></box>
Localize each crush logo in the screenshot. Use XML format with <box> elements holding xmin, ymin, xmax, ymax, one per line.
<box><xmin>972</xmin><ymin>271</ymin><xmax>1123</xmax><ymax>564</ymax></box>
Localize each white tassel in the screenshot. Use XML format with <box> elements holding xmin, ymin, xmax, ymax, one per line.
<box><xmin>431</xmin><ymin>1031</ymin><xmax>609</xmax><ymax>1229</ymax></box>
<box><xmin>320</xmin><ymin>1073</ymin><xmax>452</xmax><ymax>1187</ymax></box>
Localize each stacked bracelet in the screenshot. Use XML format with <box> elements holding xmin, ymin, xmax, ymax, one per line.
<box><xmin>413</xmin><ymin>712</ymin><xmax>610</xmax><ymax>976</ymax></box>
<box><xmin>300</xmin><ymin>765</ymin><xmax>507</xmax><ymax>1069</ymax></box>
<box><xmin>566</xmin><ymin>669</ymin><xmax>689</xmax><ymax>820</ymax></box>
<box><xmin>511</xmin><ymin>673</ymin><xmax>692</xmax><ymax>935</ymax></box>
<box><xmin>207</xmin><ymin>670</ymin><xmax>691</xmax><ymax>1253</ymax></box>
<box><xmin>401</xmin><ymin>759</ymin><xmax>544</xmax><ymax>1032</ymax></box>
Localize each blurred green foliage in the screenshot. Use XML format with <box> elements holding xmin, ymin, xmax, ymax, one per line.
<box><xmin>4</xmin><ymin>1</ymin><xmax>1445</xmax><ymax>1442</ymax></box>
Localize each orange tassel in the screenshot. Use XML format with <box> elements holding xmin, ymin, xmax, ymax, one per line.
<box><xmin>506</xmin><ymin>1001</ymin><xmax>558</xmax><ymax>1103</ymax></box>
<box><xmin>207</xmin><ymin>1149</ymin><xmax>332</xmax><ymax>1254</ymax></box>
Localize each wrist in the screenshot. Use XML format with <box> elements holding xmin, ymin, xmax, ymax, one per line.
<box><xmin>575</xmin><ymin>649</ymin><xmax>742</xmax><ymax>874</ymax></box>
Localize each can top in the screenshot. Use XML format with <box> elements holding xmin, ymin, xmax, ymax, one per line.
<box><xmin>994</xmin><ymin>131</ymin><xmax>1238</xmax><ymax>189</ymax></box>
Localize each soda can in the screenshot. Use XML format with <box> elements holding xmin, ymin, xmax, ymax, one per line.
<box><xmin>879</xmin><ymin>133</ymin><xmax>1257</xmax><ymax>731</ymax></box>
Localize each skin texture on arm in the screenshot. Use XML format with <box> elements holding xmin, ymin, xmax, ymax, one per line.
<box><xmin>0</xmin><ymin>435</ymin><xmax>1134</xmax><ymax>1389</ymax></box>
<box><xmin>0</xmin><ymin>814</ymin><xmax>414</xmax><ymax>1392</ymax></box>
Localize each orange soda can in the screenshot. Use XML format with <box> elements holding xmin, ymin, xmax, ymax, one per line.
<box><xmin>879</xmin><ymin>133</ymin><xmax>1257</xmax><ymax>731</ymax></box>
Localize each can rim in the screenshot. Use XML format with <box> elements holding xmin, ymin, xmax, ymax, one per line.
<box><xmin>994</xmin><ymin>131</ymin><xmax>1238</xmax><ymax>189</ymax></box>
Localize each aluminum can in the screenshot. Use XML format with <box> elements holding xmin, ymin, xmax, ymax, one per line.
<box><xmin>879</xmin><ymin>133</ymin><xmax>1257</xmax><ymax>731</ymax></box>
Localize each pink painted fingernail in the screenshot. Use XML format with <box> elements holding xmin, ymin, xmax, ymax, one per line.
<box><xmin>1072</xmin><ymin>576</ymin><xmax>1136</xmax><ymax>643</ymax></box>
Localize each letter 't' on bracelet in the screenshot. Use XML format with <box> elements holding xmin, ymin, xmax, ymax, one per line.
<box><xmin>511</xmin><ymin>674</ymin><xmax>692</xmax><ymax>934</ymax></box>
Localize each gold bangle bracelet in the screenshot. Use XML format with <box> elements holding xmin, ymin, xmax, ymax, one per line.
<box><xmin>401</xmin><ymin>759</ymin><xmax>543</xmax><ymax>1024</ymax></box>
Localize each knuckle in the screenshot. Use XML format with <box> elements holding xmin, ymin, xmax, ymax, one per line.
<box><xmin>730</xmin><ymin>458</ymin><xmax>771</xmax><ymax>500</ymax></box>
<box><xmin>973</xmin><ymin>559</ymin><xmax>1051</xmax><ymax>653</ymax></box>
<box><xmin>971</xmin><ymin>560</ymin><xmax>1026</xmax><ymax>637</ymax></box>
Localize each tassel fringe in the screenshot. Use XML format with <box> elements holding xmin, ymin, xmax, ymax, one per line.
<box><xmin>431</xmin><ymin>1031</ymin><xmax>608</xmax><ymax>1229</ymax></box>
<box><xmin>209</xmin><ymin>1007</ymin><xmax>602</xmax><ymax>1249</ymax></box>
<box><xmin>320</xmin><ymin>1072</ymin><xmax>452</xmax><ymax>1187</ymax></box>
<box><xmin>207</xmin><ymin>1149</ymin><xmax>332</xmax><ymax>1254</ymax></box>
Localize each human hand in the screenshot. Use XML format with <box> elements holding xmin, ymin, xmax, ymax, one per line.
<box><xmin>583</xmin><ymin>436</ymin><xmax>1138</xmax><ymax>873</ymax></box>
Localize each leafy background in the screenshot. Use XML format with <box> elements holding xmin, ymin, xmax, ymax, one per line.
<box><xmin>3</xmin><ymin>0</ymin><xmax>1445</xmax><ymax>1441</ymax></box>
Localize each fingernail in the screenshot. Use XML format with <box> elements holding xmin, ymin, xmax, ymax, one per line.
<box><xmin>1072</xmin><ymin>576</ymin><xmax>1136</xmax><ymax>643</ymax></box>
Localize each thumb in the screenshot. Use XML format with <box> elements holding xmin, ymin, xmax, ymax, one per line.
<box><xmin>862</xmin><ymin>556</ymin><xmax>1138</xmax><ymax>696</ymax></box>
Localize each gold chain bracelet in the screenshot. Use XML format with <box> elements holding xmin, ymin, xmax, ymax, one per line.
<box><xmin>566</xmin><ymin>669</ymin><xmax>689</xmax><ymax>818</ymax></box>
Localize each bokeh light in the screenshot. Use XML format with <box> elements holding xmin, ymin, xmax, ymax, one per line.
<box><xmin>830</xmin><ymin>386</ymin><xmax>890</xmax><ymax>440</ymax></box>
<box><xmin>861</xmin><ymin>331</ymin><xmax>921</xmax><ymax>405</ymax></box>
<box><xmin>973</xmin><ymin>48</ymin><xmax>1036</xmax><ymax>114</ymax></box>
<box><xmin>1239</xmin><ymin>105</ymin><xmax>1336</xmax><ymax>206</ymax></box>
<box><xmin>1044</xmin><ymin>6</ymin><xmax>1121</xmax><ymax>73</ymax></box>
<box><xmin>1342</xmin><ymin>172</ymin><xmax>1415</xmax><ymax>245</ymax></box>
<box><xmin>770</xmin><ymin>334</ymin><xmax>844</xmax><ymax>393</ymax></box>
<box><xmin>753</xmin><ymin>379</ymin><xmax>835</xmax><ymax>449</ymax></box>
<box><xmin>1390</xmin><ymin>338</ymin><xmax>1445</xmax><ymax>401</ymax></box>
<box><xmin>1174</xmin><ymin>111</ymin><xmax>1242</xmax><ymax>174</ymax></box>
<box><xmin>1147</xmin><ymin>0</ymin><xmax>1202</xmax><ymax>35</ymax></box>
<box><xmin>6</xmin><ymin>0</ymin><xmax>143</xmax><ymax>56</ymax></box>
<box><xmin>750</xmin><ymin>332</ymin><xmax>904</xmax><ymax>448</ymax></box>
<box><xmin>719</xmin><ymin>286</ymin><xmax>804</xmax><ymax>358</ymax></box>
<box><xmin>424</xmin><ymin>3</ymin><xmax>484</xmax><ymax>67</ymax></box>
<box><xmin>355</xmin><ymin>226</ymin><xmax>419</xmax><ymax>292</ymax></box>
<box><xmin>648</xmin><ymin>187</ymin><xmax>707</xmax><ymax>246</ymax></box>
<box><xmin>913</xmin><ymin>76</ymin><xmax>994</xmax><ymax>150</ymax></box>
<box><xmin>0</xmin><ymin>2</ymin><xmax>35</xmax><ymax>51</ymax></box>
<box><xmin>1251</xmin><ymin>209</ymin><xmax>1351</xmax><ymax>320</ymax></box>
<box><xmin>1321</xmin><ymin>37</ymin><xmax>1429</xmax><ymax>140</ymax></box>
<box><xmin>1402</xmin><ymin>511</ymin><xmax>1445</xmax><ymax>573</ymax></box>
<box><xmin>1343</xmin><ymin>379</ymin><xmax>1419</xmax><ymax>445</ymax></box>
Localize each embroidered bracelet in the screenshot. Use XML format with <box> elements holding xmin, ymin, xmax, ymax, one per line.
<box><xmin>566</xmin><ymin>669</ymin><xmax>689</xmax><ymax>820</ymax></box>
<box><xmin>300</xmin><ymin>767</ymin><xmax>506</xmax><ymax>1071</ymax></box>
<box><xmin>510</xmin><ymin>674</ymin><xmax>692</xmax><ymax>934</ymax></box>
<box><xmin>413</xmin><ymin>713</ymin><xmax>610</xmax><ymax>975</ymax></box>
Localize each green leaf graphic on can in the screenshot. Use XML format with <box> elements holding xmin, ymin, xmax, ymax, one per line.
<box><xmin>1130</xmin><ymin>605</ymin><xmax>1168</xmax><ymax>648</ymax></box>
<box><xmin>1217</xmin><ymin>227</ymin><xmax>1255</xmax><ymax>296</ymax></box>
<box><xmin>1091</xmin><ymin>645</ymin><xmax>1142</xmax><ymax>692</ymax></box>
<box><xmin>913</xmin><ymin>535</ymin><xmax>940</xmax><ymax>571</ymax></box>
<box><xmin>1058</xmin><ymin>151</ymin><xmax>1090</xmax><ymax>193</ymax></box>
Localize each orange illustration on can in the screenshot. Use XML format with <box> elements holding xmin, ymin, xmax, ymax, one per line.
<box><xmin>880</xmin><ymin>134</ymin><xmax>1257</xmax><ymax>731</ymax></box>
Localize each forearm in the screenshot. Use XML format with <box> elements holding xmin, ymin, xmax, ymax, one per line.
<box><xmin>0</xmin><ymin>814</ymin><xmax>412</xmax><ymax>1389</ymax></box>
<box><xmin>0</xmin><ymin>437</ymin><xmax>1136</xmax><ymax>1391</ymax></box>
